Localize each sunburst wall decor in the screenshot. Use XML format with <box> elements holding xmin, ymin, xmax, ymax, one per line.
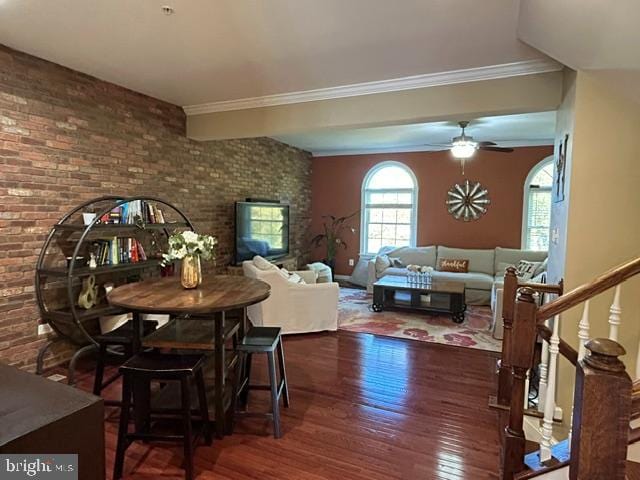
<box><xmin>445</xmin><ymin>180</ymin><xmax>490</xmax><ymax>222</ymax></box>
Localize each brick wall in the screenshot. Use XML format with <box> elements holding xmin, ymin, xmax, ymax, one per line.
<box><xmin>0</xmin><ymin>45</ymin><xmax>312</xmax><ymax>370</ymax></box>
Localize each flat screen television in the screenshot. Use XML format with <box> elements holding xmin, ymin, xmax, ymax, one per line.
<box><xmin>235</xmin><ymin>201</ymin><xmax>290</xmax><ymax>264</ymax></box>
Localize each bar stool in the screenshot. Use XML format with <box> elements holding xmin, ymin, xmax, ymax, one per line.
<box><xmin>236</xmin><ymin>326</ymin><xmax>290</xmax><ymax>438</ymax></box>
<box><xmin>113</xmin><ymin>352</ymin><xmax>211</xmax><ymax>480</ymax></box>
<box><xmin>93</xmin><ymin>319</ymin><xmax>158</xmax><ymax>396</ymax></box>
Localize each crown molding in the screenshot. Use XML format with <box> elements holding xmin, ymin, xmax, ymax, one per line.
<box><xmin>311</xmin><ymin>139</ymin><xmax>555</xmax><ymax>157</ymax></box>
<box><xmin>183</xmin><ymin>58</ymin><xmax>563</xmax><ymax>116</ymax></box>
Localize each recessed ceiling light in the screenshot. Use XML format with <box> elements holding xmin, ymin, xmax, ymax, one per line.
<box><xmin>161</xmin><ymin>5</ymin><xmax>175</xmax><ymax>15</ymax></box>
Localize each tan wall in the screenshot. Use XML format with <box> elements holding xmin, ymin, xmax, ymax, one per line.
<box><xmin>553</xmin><ymin>71</ymin><xmax>640</xmax><ymax>423</ymax></box>
<box><xmin>186</xmin><ymin>72</ymin><xmax>563</xmax><ymax>140</ymax></box>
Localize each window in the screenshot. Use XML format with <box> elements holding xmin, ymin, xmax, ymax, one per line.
<box><xmin>248</xmin><ymin>205</ymin><xmax>285</xmax><ymax>249</ymax></box>
<box><xmin>361</xmin><ymin>162</ymin><xmax>418</xmax><ymax>254</ymax></box>
<box><xmin>522</xmin><ymin>157</ymin><xmax>554</xmax><ymax>251</ymax></box>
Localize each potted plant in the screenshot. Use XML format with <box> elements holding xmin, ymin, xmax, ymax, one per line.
<box><xmin>162</xmin><ymin>230</ymin><xmax>217</xmax><ymax>289</ymax></box>
<box><xmin>310</xmin><ymin>212</ymin><xmax>358</xmax><ymax>273</ymax></box>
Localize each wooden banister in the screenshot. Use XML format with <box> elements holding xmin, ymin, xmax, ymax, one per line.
<box><xmin>537</xmin><ymin>324</ymin><xmax>578</xmax><ymax>366</ymax></box>
<box><xmin>537</xmin><ymin>257</ymin><xmax>640</xmax><ymax>323</ymax></box>
<box><xmin>570</xmin><ymin>338</ymin><xmax>631</xmax><ymax>479</ymax></box>
<box><xmin>503</xmin><ymin>287</ymin><xmax>539</xmax><ymax>479</ymax></box>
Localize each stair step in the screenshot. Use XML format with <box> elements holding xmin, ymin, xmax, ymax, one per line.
<box><xmin>627</xmin><ymin>460</ymin><xmax>640</xmax><ymax>480</ymax></box>
<box><xmin>524</xmin><ymin>439</ymin><xmax>571</xmax><ymax>471</ymax></box>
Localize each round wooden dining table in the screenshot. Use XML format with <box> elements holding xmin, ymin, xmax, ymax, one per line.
<box><xmin>108</xmin><ymin>274</ymin><xmax>270</xmax><ymax>438</ymax></box>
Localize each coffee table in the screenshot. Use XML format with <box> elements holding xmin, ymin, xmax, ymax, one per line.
<box><xmin>372</xmin><ymin>275</ymin><xmax>467</xmax><ymax>323</ymax></box>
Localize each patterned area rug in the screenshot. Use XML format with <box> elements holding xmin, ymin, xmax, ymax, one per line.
<box><xmin>338</xmin><ymin>287</ymin><xmax>502</xmax><ymax>352</ymax></box>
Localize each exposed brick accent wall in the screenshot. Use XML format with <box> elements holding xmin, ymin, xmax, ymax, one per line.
<box><xmin>0</xmin><ymin>45</ymin><xmax>312</xmax><ymax>370</ymax></box>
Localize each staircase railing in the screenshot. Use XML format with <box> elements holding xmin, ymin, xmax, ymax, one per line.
<box><xmin>498</xmin><ymin>256</ymin><xmax>640</xmax><ymax>479</ymax></box>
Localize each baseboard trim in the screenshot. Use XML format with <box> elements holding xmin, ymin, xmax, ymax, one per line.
<box><xmin>334</xmin><ymin>274</ymin><xmax>351</xmax><ymax>281</ymax></box>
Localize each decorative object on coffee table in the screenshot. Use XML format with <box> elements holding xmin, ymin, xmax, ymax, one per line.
<box><xmin>445</xmin><ymin>180</ymin><xmax>490</xmax><ymax>222</ymax></box>
<box><xmin>310</xmin><ymin>211</ymin><xmax>358</xmax><ymax>272</ymax></box>
<box><xmin>372</xmin><ymin>275</ymin><xmax>467</xmax><ymax>323</ymax></box>
<box><xmin>162</xmin><ymin>231</ymin><xmax>217</xmax><ymax>289</ymax></box>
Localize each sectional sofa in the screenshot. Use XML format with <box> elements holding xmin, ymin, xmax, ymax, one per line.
<box><xmin>366</xmin><ymin>246</ymin><xmax>547</xmax><ymax>309</ymax></box>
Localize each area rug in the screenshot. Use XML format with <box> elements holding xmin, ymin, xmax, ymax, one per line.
<box><xmin>338</xmin><ymin>287</ymin><xmax>502</xmax><ymax>352</ymax></box>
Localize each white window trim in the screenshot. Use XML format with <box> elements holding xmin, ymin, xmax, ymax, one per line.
<box><xmin>360</xmin><ymin>161</ymin><xmax>418</xmax><ymax>254</ymax></box>
<box><xmin>521</xmin><ymin>155</ymin><xmax>554</xmax><ymax>250</ymax></box>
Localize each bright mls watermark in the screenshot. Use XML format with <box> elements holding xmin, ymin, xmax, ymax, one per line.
<box><xmin>1</xmin><ymin>455</ymin><xmax>77</xmax><ymax>479</ymax></box>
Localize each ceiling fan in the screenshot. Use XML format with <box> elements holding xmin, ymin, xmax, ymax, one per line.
<box><xmin>432</xmin><ymin>121</ymin><xmax>515</xmax><ymax>174</ymax></box>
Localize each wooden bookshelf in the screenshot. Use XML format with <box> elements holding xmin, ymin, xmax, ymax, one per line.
<box><xmin>35</xmin><ymin>196</ymin><xmax>195</xmax><ymax>355</ymax></box>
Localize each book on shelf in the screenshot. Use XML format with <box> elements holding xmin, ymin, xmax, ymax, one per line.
<box><xmin>92</xmin><ymin>237</ymin><xmax>149</xmax><ymax>267</ymax></box>
<box><xmin>95</xmin><ymin>200</ymin><xmax>171</xmax><ymax>225</ymax></box>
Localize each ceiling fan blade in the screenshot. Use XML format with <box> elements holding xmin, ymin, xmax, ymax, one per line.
<box><xmin>478</xmin><ymin>146</ymin><xmax>514</xmax><ymax>153</ymax></box>
<box><xmin>477</xmin><ymin>141</ymin><xmax>497</xmax><ymax>146</ymax></box>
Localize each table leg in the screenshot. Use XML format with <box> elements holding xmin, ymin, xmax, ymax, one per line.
<box><xmin>131</xmin><ymin>311</ymin><xmax>142</xmax><ymax>355</ymax></box>
<box><xmin>214</xmin><ymin>311</ymin><xmax>225</xmax><ymax>438</ymax></box>
<box><xmin>130</xmin><ymin>312</ymin><xmax>149</xmax><ymax>432</ymax></box>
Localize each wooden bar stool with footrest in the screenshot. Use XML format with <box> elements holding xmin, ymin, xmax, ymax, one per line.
<box><xmin>113</xmin><ymin>352</ymin><xmax>212</xmax><ymax>480</ymax></box>
<box><xmin>93</xmin><ymin>319</ymin><xmax>158</xmax><ymax>397</ymax></box>
<box><xmin>236</xmin><ymin>326</ymin><xmax>290</xmax><ymax>438</ymax></box>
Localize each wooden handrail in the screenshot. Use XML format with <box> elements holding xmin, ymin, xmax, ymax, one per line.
<box><xmin>537</xmin><ymin>324</ymin><xmax>578</xmax><ymax>366</ymax></box>
<box><xmin>522</xmin><ymin>280</ymin><xmax>563</xmax><ymax>296</ymax></box>
<box><xmin>537</xmin><ymin>257</ymin><xmax>640</xmax><ymax>323</ymax></box>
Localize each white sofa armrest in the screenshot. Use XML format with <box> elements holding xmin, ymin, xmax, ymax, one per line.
<box><xmin>366</xmin><ymin>259</ymin><xmax>378</xmax><ymax>293</ymax></box>
<box><xmin>294</xmin><ymin>270</ymin><xmax>318</xmax><ymax>284</ymax></box>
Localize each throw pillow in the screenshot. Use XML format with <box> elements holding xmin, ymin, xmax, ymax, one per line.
<box><xmin>496</xmin><ymin>262</ymin><xmax>516</xmax><ymax>277</ymax></box>
<box><xmin>375</xmin><ymin>254</ymin><xmax>392</xmax><ymax>275</ymax></box>
<box><xmin>516</xmin><ymin>260</ymin><xmax>542</xmax><ymax>281</ymax></box>
<box><xmin>534</xmin><ymin>257</ymin><xmax>548</xmax><ymax>277</ymax></box>
<box><xmin>389</xmin><ymin>256</ymin><xmax>405</xmax><ymax>268</ymax></box>
<box><xmin>253</xmin><ymin>255</ymin><xmax>276</xmax><ymax>271</ymax></box>
<box><xmin>439</xmin><ymin>258</ymin><xmax>469</xmax><ymax>273</ymax></box>
<box><xmin>279</xmin><ymin>268</ymin><xmax>306</xmax><ymax>284</ymax></box>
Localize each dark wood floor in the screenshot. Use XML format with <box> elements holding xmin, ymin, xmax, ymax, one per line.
<box><xmin>66</xmin><ymin>331</ymin><xmax>503</xmax><ymax>479</ymax></box>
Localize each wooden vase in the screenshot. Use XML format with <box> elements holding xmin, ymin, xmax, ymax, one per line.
<box><xmin>181</xmin><ymin>254</ymin><xmax>202</xmax><ymax>289</ymax></box>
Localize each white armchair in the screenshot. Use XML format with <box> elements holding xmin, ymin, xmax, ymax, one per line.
<box><xmin>242</xmin><ymin>260</ymin><xmax>339</xmax><ymax>334</ymax></box>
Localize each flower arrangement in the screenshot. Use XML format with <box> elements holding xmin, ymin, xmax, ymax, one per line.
<box><xmin>407</xmin><ymin>264</ymin><xmax>434</xmax><ymax>274</ymax></box>
<box><xmin>162</xmin><ymin>230</ymin><xmax>217</xmax><ymax>264</ymax></box>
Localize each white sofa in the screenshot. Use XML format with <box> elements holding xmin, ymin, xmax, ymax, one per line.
<box><xmin>243</xmin><ymin>257</ymin><xmax>340</xmax><ymax>334</ymax></box>
<box><xmin>366</xmin><ymin>245</ymin><xmax>547</xmax><ymax>308</ymax></box>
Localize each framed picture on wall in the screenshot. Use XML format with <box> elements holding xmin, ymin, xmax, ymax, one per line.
<box><xmin>554</xmin><ymin>133</ymin><xmax>568</xmax><ymax>203</ymax></box>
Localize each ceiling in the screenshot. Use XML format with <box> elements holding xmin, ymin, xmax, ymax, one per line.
<box><xmin>519</xmin><ymin>0</ymin><xmax>640</xmax><ymax>104</ymax></box>
<box><xmin>0</xmin><ymin>0</ymin><xmax>550</xmax><ymax>107</ymax></box>
<box><xmin>273</xmin><ymin>111</ymin><xmax>556</xmax><ymax>156</ymax></box>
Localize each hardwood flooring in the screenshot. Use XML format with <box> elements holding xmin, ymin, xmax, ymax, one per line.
<box><xmin>67</xmin><ymin>331</ymin><xmax>502</xmax><ymax>479</ymax></box>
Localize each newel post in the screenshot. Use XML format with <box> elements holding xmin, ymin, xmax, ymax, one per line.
<box><xmin>569</xmin><ymin>338</ymin><xmax>631</xmax><ymax>480</ymax></box>
<box><xmin>502</xmin><ymin>287</ymin><xmax>538</xmax><ymax>480</ymax></box>
<box><xmin>497</xmin><ymin>267</ymin><xmax>519</xmax><ymax>407</ymax></box>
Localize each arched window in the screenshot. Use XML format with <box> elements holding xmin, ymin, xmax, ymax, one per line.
<box><xmin>522</xmin><ymin>156</ymin><xmax>554</xmax><ymax>251</ymax></box>
<box><xmin>361</xmin><ymin>161</ymin><xmax>418</xmax><ymax>254</ymax></box>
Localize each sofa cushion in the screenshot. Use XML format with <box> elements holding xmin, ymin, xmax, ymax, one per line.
<box><xmin>388</xmin><ymin>246</ymin><xmax>437</xmax><ymax>268</ymax></box>
<box><xmin>375</xmin><ymin>255</ymin><xmax>392</xmax><ymax>275</ymax></box>
<box><xmin>494</xmin><ymin>247</ymin><xmax>547</xmax><ymax>273</ymax></box>
<box><xmin>379</xmin><ymin>267</ymin><xmax>408</xmax><ymax>277</ymax></box>
<box><xmin>437</xmin><ymin>246</ymin><xmax>495</xmax><ymax>276</ymax></box>
<box><xmin>430</xmin><ymin>271</ymin><xmax>494</xmax><ymax>291</ymax></box>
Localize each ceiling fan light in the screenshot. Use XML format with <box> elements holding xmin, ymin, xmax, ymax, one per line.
<box><xmin>451</xmin><ymin>141</ymin><xmax>477</xmax><ymax>159</ymax></box>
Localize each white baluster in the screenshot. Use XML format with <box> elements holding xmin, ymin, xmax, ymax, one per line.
<box><xmin>540</xmin><ymin>314</ymin><xmax>560</xmax><ymax>464</ymax></box>
<box><xmin>577</xmin><ymin>300</ymin><xmax>591</xmax><ymax>360</ymax></box>
<box><xmin>524</xmin><ymin>369</ymin><xmax>530</xmax><ymax>410</ymax></box>
<box><xmin>569</xmin><ymin>301</ymin><xmax>591</xmax><ymax>445</ymax></box>
<box><xmin>608</xmin><ymin>285</ymin><xmax>622</xmax><ymax>341</ymax></box>
<box><xmin>538</xmin><ymin>339</ymin><xmax>549</xmax><ymax>413</ymax></box>
<box><xmin>538</xmin><ymin>293</ymin><xmax>551</xmax><ymax>413</ymax></box>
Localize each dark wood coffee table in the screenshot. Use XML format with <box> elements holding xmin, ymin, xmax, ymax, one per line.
<box><xmin>372</xmin><ymin>275</ymin><xmax>467</xmax><ymax>323</ymax></box>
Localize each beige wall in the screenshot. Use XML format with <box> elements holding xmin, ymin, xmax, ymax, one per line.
<box><xmin>186</xmin><ymin>72</ymin><xmax>563</xmax><ymax>140</ymax></box>
<box><xmin>552</xmin><ymin>70</ymin><xmax>640</xmax><ymax>422</ymax></box>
